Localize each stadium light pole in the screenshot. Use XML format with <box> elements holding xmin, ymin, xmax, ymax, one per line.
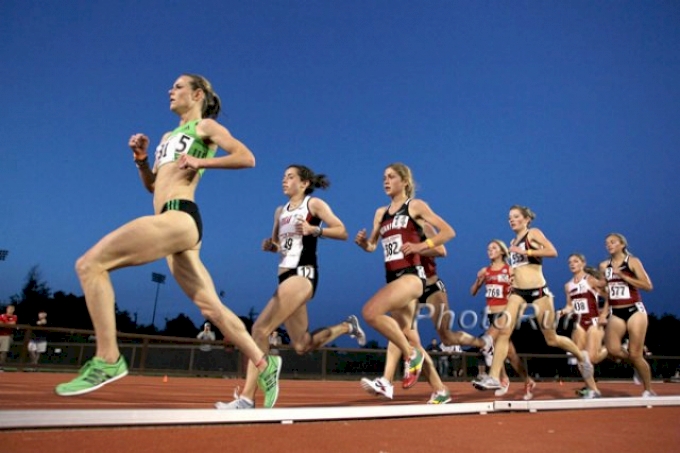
<box><xmin>150</xmin><ymin>272</ymin><xmax>166</xmax><ymax>328</ymax></box>
<box><xmin>0</xmin><ymin>250</ymin><xmax>8</xmax><ymax>261</ymax></box>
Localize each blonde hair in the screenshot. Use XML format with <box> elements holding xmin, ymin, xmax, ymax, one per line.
<box><xmin>387</xmin><ymin>163</ymin><xmax>416</xmax><ymax>198</ymax></box>
<box><xmin>489</xmin><ymin>239</ymin><xmax>509</xmax><ymax>260</ymax></box>
<box><xmin>569</xmin><ymin>253</ymin><xmax>586</xmax><ymax>263</ymax></box>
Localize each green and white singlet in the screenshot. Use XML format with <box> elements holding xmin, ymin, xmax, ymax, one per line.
<box><xmin>154</xmin><ymin>120</ymin><xmax>215</xmax><ymax>176</ymax></box>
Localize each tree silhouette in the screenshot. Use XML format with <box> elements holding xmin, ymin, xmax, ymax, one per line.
<box><xmin>10</xmin><ymin>265</ymin><xmax>51</xmax><ymax>322</ymax></box>
<box><xmin>363</xmin><ymin>339</ymin><xmax>382</xmax><ymax>349</ymax></box>
<box><xmin>115</xmin><ymin>309</ymin><xmax>139</xmax><ymax>335</ymax></box>
<box><xmin>162</xmin><ymin>313</ymin><xmax>198</xmax><ymax>338</ymax></box>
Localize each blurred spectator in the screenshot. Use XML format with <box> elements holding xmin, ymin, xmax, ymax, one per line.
<box><xmin>0</xmin><ymin>305</ymin><xmax>18</xmax><ymax>371</ymax></box>
<box><xmin>427</xmin><ymin>338</ymin><xmax>449</xmax><ymax>377</ymax></box>
<box><xmin>672</xmin><ymin>366</ymin><xmax>680</xmax><ymax>383</ymax></box>
<box><xmin>195</xmin><ymin>322</ymin><xmax>216</xmax><ymax>375</ymax></box>
<box><xmin>442</xmin><ymin>343</ymin><xmax>463</xmax><ymax>377</ymax></box>
<box><xmin>269</xmin><ymin>330</ymin><xmax>282</xmax><ymax>356</ymax></box>
<box><xmin>197</xmin><ymin>322</ymin><xmax>215</xmax><ymax>352</ymax></box>
<box><xmin>28</xmin><ymin>310</ymin><xmax>48</xmax><ymax>367</ymax></box>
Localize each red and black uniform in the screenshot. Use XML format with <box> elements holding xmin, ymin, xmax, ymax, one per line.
<box><xmin>605</xmin><ymin>255</ymin><xmax>645</xmax><ymax>322</ymax></box>
<box><xmin>379</xmin><ymin>199</ymin><xmax>426</xmax><ymax>289</ymax></box>
<box><xmin>567</xmin><ymin>275</ymin><xmax>600</xmax><ymax>330</ymax></box>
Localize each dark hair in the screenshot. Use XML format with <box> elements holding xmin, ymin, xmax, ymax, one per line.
<box><xmin>288</xmin><ymin>164</ymin><xmax>330</xmax><ymax>195</ymax></box>
<box><xmin>509</xmin><ymin>205</ymin><xmax>536</xmax><ymax>224</ymax></box>
<box><xmin>183</xmin><ymin>74</ymin><xmax>222</xmax><ymax>119</ymax></box>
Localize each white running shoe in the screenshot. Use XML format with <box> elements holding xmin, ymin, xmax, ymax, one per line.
<box><xmin>215</xmin><ymin>398</ymin><xmax>255</xmax><ymax>410</ymax></box>
<box><xmin>494</xmin><ymin>378</ymin><xmax>510</xmax><ymax>397</ymax></box>
<box><xmin>522</xmin><ymin>380</ymin><xmax>536</xmax><ymax>401</ymax></box>
<box><xmin>215</xmin><ymin>388</ymin><xmax>255</xmax><ymax>410</ymax></box>
<box><xmin>642</xmin><ymin>390</ymin><xmax>657</xmax><ymax>398</ymax></box>
<box><xmin>472</xmin><ymin>374</ymin><xmax>501</xmax><ymax>390</ymax></box>
<box><xmin>633</xmin><ymin>368</ymin><xmax>642</xmax><ymax>385</ymax></box>
<box><xmin>480</xmin><ymin>334</ymin><xmax>494</xmax><ymax>367</ymax></box>
<box><xmin>360</xmin><ymin>377</ymin><xmax>394</xmax><ymax>399</ymax></box>
<box><xmin>346</xmin><ymin>315</ymin><xmax>367</xmax><ymax>347</ymax></box>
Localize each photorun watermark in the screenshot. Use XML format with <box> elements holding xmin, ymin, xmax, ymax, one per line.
<box><xmin>413</xmin><ymin>302</ymin><xmax>578</xmax><ymax>332</ymax></box>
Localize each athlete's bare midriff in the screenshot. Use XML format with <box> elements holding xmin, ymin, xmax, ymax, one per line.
<box><xmin>512</xmin><ymin>264</ymin><xmax>546</xmax><ymax>290</ymax></box>
<box><xmin>152</xmin><ymin>162</ymin><xmax>200</xmax><ymax>214</ymax></box>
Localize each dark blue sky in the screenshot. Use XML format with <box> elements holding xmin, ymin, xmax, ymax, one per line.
<box><xmin>2</xmin><ymin>1</ymin><xmax>679</xmax><ymax>346</ymax></box>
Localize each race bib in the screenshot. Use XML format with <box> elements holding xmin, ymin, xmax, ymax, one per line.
<box><xmin>571</xmin><ymin>298</ymin><xmax>589</xmax><ymax>314</ymax></box>
<box><xmin>381</xmin><ymin>234</ymin><xmax>404</xmax><ymax>262</ymax></box>
<box><xmin>155</xmin><ymin>133</ymin><xmax>196</xmax><ymax>167</ymax></box>
<box><xmin>605</xmin><ymin>267</ymin><xmax>614</xmax><ymax>280</ymax></box>
<box><xmin>297</xmin><ymin>266</ymin><xmax>316</xmax><ymax>279</ymax></box>
<box><xmin>485</xmin><ymin>284</ymin><xmax>504</xmax><ymax>299</ymax></box>
<box><xmin>509</xmin><ymin>251</ymin><xmax>528</xmax><ymax>268</ymax></box>
<box><xmin>635</xmin><ymin>301</ymin><xmax>646</xmax><ymax>314</ymax></box>
<box><xmin>609</xmin><ymin>282</ymin><xmax>630</xmax><ymax>300</ymax></box>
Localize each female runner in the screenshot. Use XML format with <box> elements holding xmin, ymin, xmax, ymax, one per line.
<box><xmin>471</xmin><ymin>239</ymin><xmax>536</xmax><ymax>399</ymax></box>
<box><xmin>355</xmin><ymin>163</ymin><xmax>455</xmax><ymax>388</ymax></box>
<box><xmin>56</xmin><ymin>75</ymin><xmax>281</xmax><ymax>404</ymax></box>
<box><xmin>472</xmin><ymin>205</ymin><xmax>600</xmax><ymax>398</ymax></box>
<box><xmin>599</xmin><ymin>233</ymin><xmax>655</xmax><ymax>397</ymax></box>
<box><xmin>217</xmin><ymin>165</ymin><xmax>365</xmax><ymax>409</ymax></box>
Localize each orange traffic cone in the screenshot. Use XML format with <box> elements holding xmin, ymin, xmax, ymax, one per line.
<box><xmin>163</xmin><ymin>375</ymin><xmax>168</xmax><ymax>383</ymax></box>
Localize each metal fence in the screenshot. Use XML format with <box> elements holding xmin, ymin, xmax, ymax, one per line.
<box><xmin>2</xmin><ymin>324</ymin><xmax>680</xmax><ymax>382</ymax></box>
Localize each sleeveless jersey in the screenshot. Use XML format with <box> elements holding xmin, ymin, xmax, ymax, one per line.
<box><xmin>605</xmin><ymin>255</ymin><xmax>641</xmax><ymax>306</ymax></box>
<box><xmin>421</xmin><ymin>255</ymin><xmax>437</xmax><ymax>279</ymax></box>
<box><xmin>379</xmin><ymin>199</ymin><xmax>424</xmax><ymax>273</ymax></box>
<box><xmin>484</xmin><ymin>264</ymin><xmax>511</xmax><ymax>307</ymax></box>
<box><xmin>567</xmin><ymin>275</ymin><xmax>599</xmax><ymax>321</ymax></box>
<box><xmin>154</xmin><ymin>120</ymin><xmax>216</xmax><ymax>176</ymax></box>
<box><xmin>277</xmin><ymin>196</ymin><xmax>321</xmax><ymax>269</ymax></box>
<box><xmin>508</xmin><ymin>231</ymin><xmax>542</xmax><ymax>268</ymax></box>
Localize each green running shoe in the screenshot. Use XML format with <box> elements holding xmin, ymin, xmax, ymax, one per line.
<box><xmin>427</xmin><ymin>390</ymin><xmax>452</xmax><ymax>404</ymax></box>
<box><xmin>575</xmin><ymin>386</ymin><xmax>589</xmax><ymax>397</ymax></box>
<box><xmin>257</xmin><ymin>355</ymin><xmax>282</xmax><ymax>408</ymax></box>
<box><xmin>55</xmin><ymin>356</ymin><xmax>128</xmax><ymax>396</ymax></box>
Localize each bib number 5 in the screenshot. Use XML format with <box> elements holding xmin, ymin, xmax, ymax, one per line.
<box><xmin>156</xmin><ymin>133</ymin><xmax>195</xmax><ymax>166</ymax></box>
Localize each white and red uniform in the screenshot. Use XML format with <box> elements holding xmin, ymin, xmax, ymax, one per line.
<box><xmin>484</xmin><ymin>264</ymin><xmax>512</xmax><ymax>308</ymax></box>
<box><xmin>567</xmin><ymin>275</ymin><xmax>600</xmax><ymax>329</ymax></box>
<box><xmin>278</xmin><ymin>195</ymin><xmax>321</xmax><ymax>269</ymax></box>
